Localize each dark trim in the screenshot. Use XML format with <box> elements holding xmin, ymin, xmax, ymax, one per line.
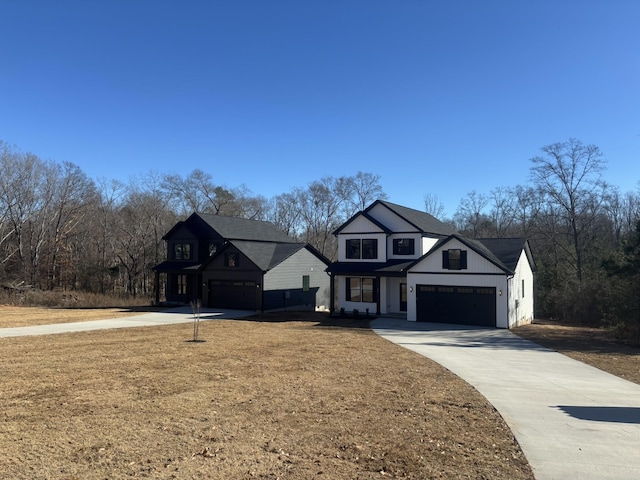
<box><xmin>409</xmin><ymin>271</ymin><xmax>506</xmax><ymax>276</ymax></box>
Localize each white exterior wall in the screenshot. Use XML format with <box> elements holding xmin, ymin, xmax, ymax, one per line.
<box><xmin>263</xmin><ymin>249</ymin><xmax>331</xmax><ymax>311</ymax></box>
<box><xmin>421</xmin><ymin>237</ymin><xmax>440</xmax><ymax>256</ymax></box>
<box><xmin>367</xmin><ymin>203</ymin><xmax>416</xmax><ymax>231</ymax></box>
<box><xmin>507</xmin><ymin>250</ymin><xmax>535</xmax><ymax>327</ymax></box>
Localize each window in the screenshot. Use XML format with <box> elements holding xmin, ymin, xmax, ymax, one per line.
<box><xmin>393</xmin><ymin>238</ymin><xmax>415</xmax><ymax>255</ymax></box>
<box><xmin>209</xmin><ymin>243</ymin><xmax>218</xmax><ymax>256</ymax></box>
<box><xmin>225</xmin><ymin>252</ymin><xmax>239</xmax><ymax>267</ymax></box>
<box><xmin>442</xmin><ymin>249</ymin><xmax>467</xmax><ymax>270</ymax></box>
<box><xmin>346</xmin><ymin>239</ymin><xmax>361</xmax><ymax>259</ymax></box>
<box><xmin>346</xmin><ymin>277</ymin><xmax>376</xmax><ymax>303</ymax></box>
<box><xmin>176</xmin><ymin>274</ymin><xmax>187</xmax><ymax>295</ymax></box>
<box><xmin>174</xmin><ymin>243</ymin><xmax>192</xmax><ymax>260</ymax></box>
<box><xmin>302</xmin><ymin>275</ymin><xmax>310</xmax><ymax>292</ymax></box>
<box><xmin>362</xmin><ymin>239</ymin><xmax>377</xmax><ymax>259</ymax></box>
<box><xmin>345</xmin><ymin>239</ymin><xmax>378</xmax><ymax>259</ymax></box>
<box><xmin>522</xmin><ymin>279</ymin><xmax>525</xmax><ymax>298</ymax></box>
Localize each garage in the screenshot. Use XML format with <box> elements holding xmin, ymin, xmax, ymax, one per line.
<box><xmin>208</xmin><ymin>279</ymin><xmax>260</xmax><ymax>310</ymax></box>
<box><xmin>416</xmin><ymin>284</ymin><xmax>496</xmax><ymax>327</ymax></box>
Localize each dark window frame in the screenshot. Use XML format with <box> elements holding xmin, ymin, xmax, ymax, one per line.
<box><xmin>393</xmin><ymin>238</ymin><xmax>415</xmax><ymax>255</ymax></box>
<box><xmin>225</xmin><ymin>252</ymin><xmax>239</xmax><ymax>267</ymax></box>
<box><xmin>174</xmin><ymin>243</ymin><xmax>192</xmax><ymax>260</ymax></box>
<box><xmin>442</xmin><ymin>249</ymin><xmax>468</xmax><ymax>270</ymax></box>
<box><xmin>345</xmin><ymin>238</ymin><xmax>378</xmax><ymax>260</ymax></box>
<box><xmin>346</xmin><ymin>277</ymin><xmax>376</xmax><ymax>303</ymax></box>
<box><xmin>176</xmin><ymin>274</ymin><xmax>187</xmax><ymax>295</ymax></box>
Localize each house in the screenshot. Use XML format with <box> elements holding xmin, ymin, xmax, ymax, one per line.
<box><xmin>327</xmin><ymin>200</ymin><xmax>535</xmax><ymax>328</ymax></box>
<box><xmin>153</xmin><ymin>213</ymin><xmax>331</xmax><ymax>312</ymax></box>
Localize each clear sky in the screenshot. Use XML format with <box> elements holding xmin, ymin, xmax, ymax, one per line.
<box><xmin>1</xmin><ymin>1</ymin><xmax>639</xmax><ymax>216</ymax></box>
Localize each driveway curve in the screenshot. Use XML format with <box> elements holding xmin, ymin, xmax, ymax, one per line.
<box><xmin>371</xmin><ymin>318</ymin><xmax>640</xmax><ymax>480</ymax></box>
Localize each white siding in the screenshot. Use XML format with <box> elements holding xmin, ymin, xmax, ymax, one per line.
<box><xmin>421</xmin><ymin>237</ymin><xmax>440</xmax><ymax>256</ymax></box>
<box><xmin>507</xmin><ymin>250</ymin><xmax>535</xmax><ymax>327</ymax></box>
<box><xmin>264</xmin><ymin>249</ymin><xmax>331</xmax><ymax>310</ymax></box>
<box><xmin>367</xmin><ymin>203</ymin><xmax>417</xmax><ymax>232</ymax></box>
<box><xmin>339</xmin><ymin>215</ymin><xmax>385</xmax><ymax>234</ymax></box>
<box><xmin>410</xmin><ymin>238</ymin><xmax>504</xmax><ymax>275</ymax></box>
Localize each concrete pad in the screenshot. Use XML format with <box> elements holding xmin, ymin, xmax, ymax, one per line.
<box><xmin>0</xmin><ymin>306</ymin><xmax>256</xmax><ymax>338</ymax></box>
<box><xmin>371</xmin><ymin>318</ymin><xmax>640</xmax><ymax>480</ymax></box>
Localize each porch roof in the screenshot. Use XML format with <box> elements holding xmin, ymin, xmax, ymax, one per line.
<box><xmin>152</xmin><ymin>260</ymin><xmax>202</xmax><ymax>272</ymax></box>
<box><xmin>326</xmin><ymin>260</ymin><xmax>413</xmax><ymax>277</ymax></box>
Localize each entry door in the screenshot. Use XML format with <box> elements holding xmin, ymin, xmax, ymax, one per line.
<box><xmin>400</xmin><ymin>283</ymin><xmax>407</xmax><ymax>312</ymax></box>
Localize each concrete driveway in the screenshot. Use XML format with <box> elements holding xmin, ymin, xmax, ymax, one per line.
<box><xmin>0</xmin><ymin>306</ymin><xmax>256</xmax><ymax>338</ymax></box>
<box><xmin>371</xmin><ymin>318</ymin><xmax>640</xmax><ymax>480</ymax></box>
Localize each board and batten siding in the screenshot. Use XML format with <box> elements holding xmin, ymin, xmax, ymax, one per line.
<box><xmin>366</xmin><ymin>203</ymin><xmax>416</xmax><ymax>232</ymax></box>
<box><xmin>263</xmin><ymin>248</ymin><xmax>331</xmax><ymax>310</ymax></box>
<box><xmin>507</xmin><ymin>249</ymin><xmax>535</xmax><ymax>327</ymax></box>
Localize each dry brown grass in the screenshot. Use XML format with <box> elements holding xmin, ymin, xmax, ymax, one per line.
<box><xmin>0</xmin><ymin>310</ymin><xmax>533</xmax><ymax>479</ymax></box>
<box><xmin>0</xmin><ymin>305</ymin><xmax>160</xmax><ymax>328</ymax></box>
<box><xmin>513</xmin><ymin>319</ymin><xmax>640</xmax><ymax>385</ymax></box>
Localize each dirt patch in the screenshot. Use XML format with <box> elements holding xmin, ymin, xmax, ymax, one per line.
<box><xmin>0</xmin><ymin>310</ymin><xmax>532</xmax><ymax>479</ymax></box>
<box><xmin>0</xmin><ymin>305</ymin><xmax>164</xmax><ymax>328</ymax></box>
<box><xmin>512</xmin><ymin>319</ymin><xmax>640</xmax><ymax>385</ymax></box>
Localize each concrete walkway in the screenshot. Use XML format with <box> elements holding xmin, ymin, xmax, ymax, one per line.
<box><xmin>0</xmin><ymin>306</ymin><xmax>256</xmax><ymax>338</ymax></box>
<box><xmin>371</xmin><ymin>318</ymin><xmax>640</xmax><ymax>480</ymax></box>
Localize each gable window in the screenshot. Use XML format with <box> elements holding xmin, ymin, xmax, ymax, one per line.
<box><xmin>176</xmin><ymin>274</ymin><xmax>187</xmax><ymax>295</ymax></box>
<box><xmin>442</xmin><ymin>249</ymin><xmax>467</xmax><ymax>270</ymax></box>
<box><xmin>209</xmin><ymin>243</ymin><xmax>218</xmax><ymax>256</ymax></box>
<box><xmin>174</xmin><ymin>243</ymin><xmax>192</xmax><ymax>260</ymax></box>
<box><xmin>302</xmin><ymin>275</ymin><xmax>310</xmax><ymax>292</ymax></box>
<box><xmin>345</xmin><ymin>239</ymin><xmax>378</xmax><ymax>259</ymax></box>
<box><xmin>225</xmin><ymin>252</ymin><xmax>239</xmax><ymax>267</ymax></box>
<box><xmin>346</xmin><ymin>277</ymin><xmax>376</xmax><ymax>303</ymax></box>
<box><xmin>393</xmin><ymin>238</ymin><xmax>415</xmax><ymax>255</ymax></box>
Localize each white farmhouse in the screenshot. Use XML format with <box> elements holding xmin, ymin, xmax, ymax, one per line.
<box><xmin>327</xmin><ymin>200</ymin><xmax>535</xmax><ymax>328</ymax></box>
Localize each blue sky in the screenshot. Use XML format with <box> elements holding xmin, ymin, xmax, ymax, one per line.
<box><xmin>1</xmin><ymin>1</ymin><xmax>639</xmax><ymax>216</ymax></box>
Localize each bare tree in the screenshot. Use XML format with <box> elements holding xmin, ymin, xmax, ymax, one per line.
<box><xmin>344</xmin><ymin>171</ymin><xmax>388</xmax><ymax>215</ymax></box>
<box><xmin>530</xmin><ymin>138</ymin><xmax>608</xmax><ymax>283</ymax></box>
<box><xmin>423</xmin><ymin>193</ymin><xmax>446</xmax><ymax>219</ymax></box>
<box><xmin>453</xmin><ymin>191</ymin><xmax>490</xmax><ymax>238</ymax></box>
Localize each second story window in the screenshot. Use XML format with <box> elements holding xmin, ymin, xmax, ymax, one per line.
<box><xmin>443</xmin><ymin>249</ymin><xmax>467</xmax><ymax>270</ymax></box>
<box><xmin>346</xmin><ymin>239</ymin><xmax>378</xmax><ymax>259</ymax></box>
<box><xmin>393</xmin><ymin>238</ymin><xmax>415</xmax><ymax>255</ymax></box>
<box><xmin>174</xmin><ymin>243</ymin><xmax>192</xmax><ymax>260</ymax></box>
<box><xmin>225</xmin><ymin>252</ymin><xmax>239</xmax><ymax>267</ymax></box>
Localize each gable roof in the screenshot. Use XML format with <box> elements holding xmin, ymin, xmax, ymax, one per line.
<box><xmin>212</xmin><ymin>240</ymin><xmax>308</xmax><ymax>272</ymax></box>
<box><xmin>477</xmin><ymin>238</ymin><xmax>537</xmax><ymax>272</ymax></box>
<box><xmin>370</xmin><ymin>200</ymin><xmax>456</xmax><ymax>236</ymax></box>
<box><xmin>424</xmin><ymin>234</ymin><xmax>533</xmax><ymax>274</ymax></box>
<box><xmin>164</xmin><ymin>212</ymin><xmax>297</xmax><ymax>243</ymax></box>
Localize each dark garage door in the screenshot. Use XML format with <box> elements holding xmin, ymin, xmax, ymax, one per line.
<box><xmin>208</xmin><ymin>280</ymin><xmax>259</xmax><ymax>310</ymax></box>
<box><xmin>416</xmin><ymin>285</ymin><xmax>496</xmax><ymax>327</ymax></box>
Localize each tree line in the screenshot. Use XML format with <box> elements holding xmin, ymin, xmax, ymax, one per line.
<box><xmin>1</xmin><ymin>138</ymin><xmax>639</xmax><ymax>337</ymax></box>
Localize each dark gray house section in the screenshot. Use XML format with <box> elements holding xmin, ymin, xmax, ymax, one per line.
<box><xmin>154</xmin><ymin>213</ymin><xmax>331</xmax><ymax>311</ymax></box>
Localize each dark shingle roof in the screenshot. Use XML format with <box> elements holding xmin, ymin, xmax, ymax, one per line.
<box><xmin>476</xmin><ymin>238</ymin><xmax>529</xmax><ymax>272</ymax></box>
<box><xmin>196</xmin><ymin>213</ymin><xmax>297</xmax><ymax>243</ymax></box>
<box><xmin>230</xmin><ymin>240</ymin><xmax>307</xmax><ymax>271</ymax></box>
<box><xmin>370</xmin><ymin>200</ymin><xmax>456</xmax><ymax>236</ymax></box>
